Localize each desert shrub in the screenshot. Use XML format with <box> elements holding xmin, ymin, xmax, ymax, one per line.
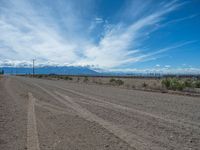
<box><xmin>161</xmin><ymin>78</ymin><xmax>171</xmax><ymax>89</ymax></box>
<box><xmin>172</xmin><ymin>79</ymin><xmax>185</xmax><ymax>91</ymax></box>
<box><xmin>64</xmin><ymin>76</ymin><xmax>69</xmax><ymax>80</ymax></box>
<box><xmin>109</xmin><ymin>78</ymin><xmax>124</xmax><ymax>86</ymax></box>
<box><xmin>109</xmin><ymin>78</ymin><xmax>116</xmax><ymax>85</ymax></box>
<box><xmin>59</xmin><ymin>76</ymin><xmax>64</xmax><ymax>79</ymax></box>
<box><xmin>178</xmin><ymin>82</ymin><xmax>186</xmax><ymax>91</ymax></box>
<box><xmin>55</xmin><ymin>75</ymin><xmax>60</xmax><ymax>79</ymax></box>
<box><xmin>110</xmin><ymin>78</ymin><xmax>116</xmax><ymax>83</ymax></box>
<box><xmin>45</xmin><ymin>75</ymin><xmax>49</xmax><ymax>78</ymax></box>
<box><xmin>84</xmin><ymin>76</ymin><xmax>89</xmax><ymax>82</ymax></box>
<box><xmin>170</xmin><ymin>78</ymin><xmax>179</xmax><ymax>90</ymax></box>
<box><xmin>195</xmin><ymin>80</ymin><xmax>200</xmax><ymax>88</ymax></box>
<box><xmin>38</xmin><ymin>75</ymin><xmax>43</xmax><ymax>78</ymax></box>
<box><xmin>98</xmin><ymin>79</ymin><xmax>102</xmax><ymax>84</ymax></box>
<box><xmin>184</xmin><ymin>79</ymin><xmax>194</xmax><ymax>88</ymax></box>
<box><xmin>64</xmin><ymin>76</ymin><xmax>73</xmax><ymax>80</ymax></box>
<box><xmin>132</xmin><ymin>85</ymin><xmax>136</xmax><ymax>89</ymax></box>
<box><xmin>115</xmin><ymin>79</ymin><xmax>124</xmax><ymax>86</ymax></box>
<box><xmin>162</xmin><ymin>78</ymin><xmax>186</xmax><ymax>91</ymax></box>
<box><xmin>142</xmin><ymin>82</ymin><xmax>148</xmax><ymax>88</ymax></box>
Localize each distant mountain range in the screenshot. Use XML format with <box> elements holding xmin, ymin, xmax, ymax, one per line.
<box><xmin>1</xmin><ymin>66</ymin><xmax>197</xmax><ymax>77</ymax></box>
<box><xmin>1</xmin><ymin>66</ymin><xmax>99</xmax><ymax>75</ymax></box>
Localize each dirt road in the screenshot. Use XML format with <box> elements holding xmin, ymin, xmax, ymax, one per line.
<box><xmin>1</xmin><ymin>76</ymin><xmax>200</xmax><ymax>150</ymax></box>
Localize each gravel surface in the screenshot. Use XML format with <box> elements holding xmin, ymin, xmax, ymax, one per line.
<box><xmin>1</xmin><ymin>76</ymin><xmax>200</xmax><ymax>150</ymax></box>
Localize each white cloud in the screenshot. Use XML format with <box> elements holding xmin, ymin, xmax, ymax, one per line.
<box><xmin>73</xmin><ymin>0</ymin><xmax>187</xmax><ymax>68</ymax></box>
<box><xmin>156</xmin><ymin>64</ymin><xmax>160</xmax><ymax>67</ymax></box>
<box><xmin>0</xmin><ymin>0</ymin><xmax>81</xmax><ymax>65</ymax></box>
<box><xmin>95</xmin><ymin>17</ymin><xmax>104</xmax><ymax>23</ymax></box>
<box><xmin>0</xmin><ymin>0</ymin><xmax>195</xmax><ymax>73</ymax></box>
<box><xmin>165</xmin><ymin>65</ymin><xmax>171</xmax><ymax>68</ymax></box>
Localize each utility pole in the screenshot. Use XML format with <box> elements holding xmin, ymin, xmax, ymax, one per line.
<box><xmin>32</xmin><ymin>59</ymin><xmax>35</xmax><ymax>76</ymax></box>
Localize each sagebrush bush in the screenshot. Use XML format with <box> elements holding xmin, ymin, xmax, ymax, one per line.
<box><xmin>195</xmin><ymin>80</ymin><xmax>200</xmax><ymax>88</ymax></box>
<box><xmin>184</xmin><ymin>79</ymin><xmax>193</xmax><ymax>88</ymax></box>
<box><xmin>115</xmin><ymin>79</ymin><xmax>124</xmax><ymax>85</ymax></box>
<box><xmin>38</xmin><ymin>75</ymin><xmax>43</xmax><ymax>78</ymax></box>
<box><xmin>110</xmin><ymin>78</ymin><xmax>116</xmax><ymax>83</ymax></box>
<box><xmin>142</xmin><ymin>82</ymin><xmax>148</xmax><ymax>88</ymax></box>
<box><xmin>109</xmin><ymin>78</ymin><xmax>124</xmax><ymax>86</ymax></box>
<box><xmin>64</xmin><ymin>76</ymin><xmax>73</xmax><ymax>80</ymax></box>
<box><xmin>162</xmin><ymin>78</ymin><xmax>186</xmax><ymax>91</ymax></box>
<box><xmin>161</xmin><ymin>78</ymin><xmax>171</xmax><ymax>88</ymax></box>
<box><xmin>84</xmin><ymin>76</ymin><xmax>89</xmax><ymax>82</ymax></box>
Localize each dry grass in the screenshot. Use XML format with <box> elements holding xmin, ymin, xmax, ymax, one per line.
<box><xmin>23</xmin><ymin>75</ymin><xmax>163</xmax><ymax>90</ymax></box>
<box><xmin>21</xmin><ymin>74</ymin><xmax>200</xmax><ymax>95</ymax></box>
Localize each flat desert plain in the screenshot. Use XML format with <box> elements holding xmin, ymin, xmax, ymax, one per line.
<box><xmin>0</xmin><ymin>76</ymin><xmax>200</xmax><ymax>150</ymax></box>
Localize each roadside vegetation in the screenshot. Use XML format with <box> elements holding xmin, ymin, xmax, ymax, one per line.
<box><xmin>35</xmin><ymin>74</ymin><xmax>73</xmax><ymax>81</ymax></box>
<box><xmin>22</xmin><ymin>74</ymin><xmax>200</xmax><ymax>96</ymax></box>
<box><xmin>83</xmin><ymin>76</ymin><xmax>89</xmax><ymax>82</ymax></box>
<box><xmin>142</xmin><ymin>82</ymin><xmax>148</xmax><ymax>88</ymax></box>
<box><xmin>64</xmin><ymin>76</ymin><xmax>73</xmax><ymax>80</ymax></box>
<box><xmin>109</xmin><ymin>78</ymin><xmax>124</xmax><ymax>86</ymax></box>
<box><xmin>162</xmin><ymin>78</ymin><xmax>200</xmax><ymax>91</ymax></box>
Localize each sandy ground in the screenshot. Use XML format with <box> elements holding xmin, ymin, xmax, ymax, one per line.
<box><xmin>0</xmin><ymin>76</ymin><xmax>200</xmax><ymax>150</ymax></box>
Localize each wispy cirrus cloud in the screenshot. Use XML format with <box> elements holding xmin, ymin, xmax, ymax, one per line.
<box><xmin>0</xmin><ymin>0</ymin><xmax>197</xmax><ymax>72</ymax></box>
<box><xmin>0</xmin><ymin>0</ymin><xmax>87</xmax><ymax>64</ymax></box>
<box><xmin>74</xmin><ymin>0</ymin><xmax>190</xmax><ymax>68</ymax></box>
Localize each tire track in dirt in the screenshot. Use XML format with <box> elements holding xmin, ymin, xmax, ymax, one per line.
<box><xmin>33</xmin><ymin>83</ymin><xmax>153</xmax><ymax>149</ymax></box>
<box><xmin>54</xmin><ymin>91</ymin><xmax>164</xmax><ymax>150</ymax></box>
<box><xmin>9</xmin><ymin>77</ymin><xmax>200</xmax><ymax>150</ymax></box>
<box><xmin>79</xmin><ymin>97</ymin><xmax>200</xmax><ymax>131</ymax></box>
<box><xmin>50</xmin><ymin>84</ymin><xmax>200</xmax><ymax>129</ymax></box>
<box><xmin>27</xmin><ymin>93</ymin><xmax>40</xmax><ymax>150</ymax></box>
<box><xmin>35</xmin><ymin>100</ymin><xmax>75</xmax><ymax>115</ymax></box>
<box><xmin>26</xmin><ymin>78</ymin><xmax>198</xmax><ymax>129</ymax></box>
<box><xmin>31</xmin><ymin>82</ymin><xmax>200</xmax><ymax>149</ymax></box>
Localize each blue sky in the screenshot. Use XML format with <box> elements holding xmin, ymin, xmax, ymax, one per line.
<box><xmin>0</xmin><ymin>0</ymin><xmax>200</xmax><ymax>73</ymax></box>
